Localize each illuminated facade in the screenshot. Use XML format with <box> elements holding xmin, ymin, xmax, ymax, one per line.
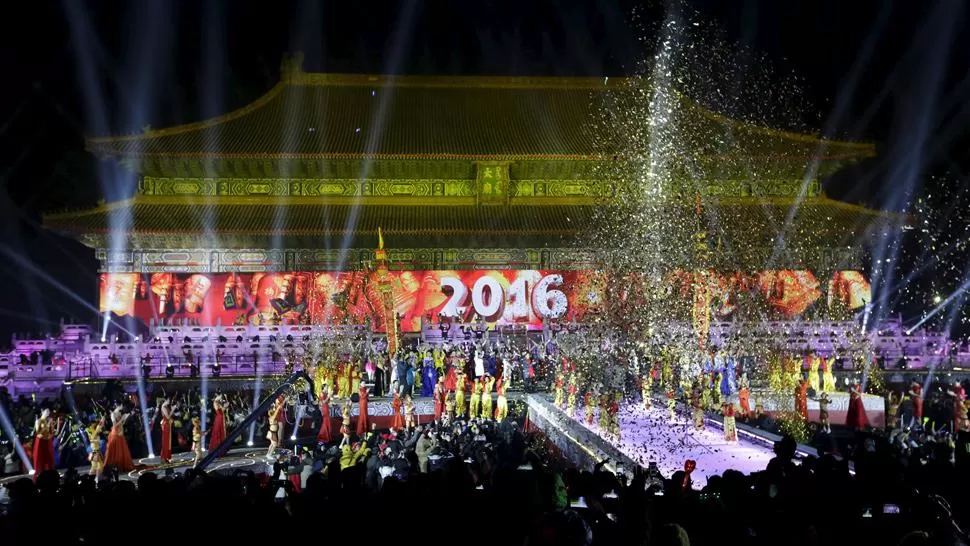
<box><xmin>44</xmin><ymin>55</ymin><xmax>896</xmax><ymax>333</ymax></box>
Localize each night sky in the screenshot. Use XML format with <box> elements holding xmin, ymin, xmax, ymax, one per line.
<box><xmin>0</xmin><ymin>0</ymin><xmax>967</xmax><ymax>342</ymax></box>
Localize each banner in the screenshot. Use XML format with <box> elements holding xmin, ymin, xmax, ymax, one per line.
<box><xmin>99</xmin><ymin>269</ymin><xmax>869</xmax><ymax>332</ymax></box>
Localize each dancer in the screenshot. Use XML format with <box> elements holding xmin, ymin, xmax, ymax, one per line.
<box><xmin>266</xmin><ymin>395</ymin><xmax>286</xmax><ymax>459</ymax></box>
<box><xmin>909</xmin><ymin>380</ymin><xmax>923</xmax><ymax>428</ymax></box>
<box><xmin>469</xmin><ymin>377</ymin><xmax>482</xmax><ymax>420</ymax></box>
<box><xmin>722</xmin><ymin>398</ymin><xmax>737</xmax><ymax>442</ymax></box>
<box><xmin>480</xmin><ymin>374</ymin><xmax>495</xmax><ymax>420</ymax></box>
<box><xmin>691</xmin><ymin>384</ymin><xmax>705</xmax><ymax>430</ymax></box>
<box><xmin>845</xmin><ymin>380</ymin><xmax>869</xmax><ymax>431</ymax></box>
<box><xmin>317</xmin><ymin>385</ymin><xmax>333</xmax><ymax>443</ymax></box>
<box><xmin>554</xmin><ymin>371</ymin><xmax>565</xmax><ymax>408</ymax></box>
<box><xmin>738</xmin><ymin>372</ymin><xmax>751</xmax><ymax>419</ymax></box>
<box><xmin>494</xmin><ymin>378</ymin><xmax>509</xmax><ymax>423</ymax></box>
<box><xmin>822</xmin><ymin>355</ymin><xmax>836</xmax><ymax>393</ymax></box>
<box><xmin>607</xmin><ymin>392</ymin><xmax>621</xmax><ymax>439</ymax></box>
<box><xmin>566</xmin><ymin>372</ymin><xmax>578</xmax><ymax>417</ymax></box>
<box><xmin>104</xmin><ymin>405</ymin><xmax>134</xmax><ymax>472</ymax></box>
<box><xmin>885</xmin><ymin>391</ymin><xmax>901</xmax><ymax>430</ymax></box>
<box><xmin>31</xmin><ymin>409</ymin><xmax>55</xmax><ymax>478</ymax></box>
<box><xmin>795</xmin><ymin>376</ymin><xmax>809</xmax><ymax>421</ymax></box>
<box><xmin>356</xmin><ymin>381</ymin><xmax>370</xmax><ymax>436</ymax></box>
<box><xmin>404</xmin><ymin>394</ymin><xmax>417</xmax><ymax>431</ymax></box>
<box><xmin>949</xmin><ymin>381</ymin><xmax>968</xmax><ymax>432</ymax></box>
<box><xmin>340</xmin><ymin>399</ymin><xmax>352</xmax><ymax>437</ymax></box>
<box><xmin>433</xmin><ymin>376</ymin><xmax>446</xmax><ymax>422</ymax></box>
<box><xmin>454</xmin><ymin>368</ymin><xmax>467</xmax><ymax>420</ymax></box>
<box><xmin>87</xmin><ymin>417</ymin><xmax>105</xmax><ymax>481</ymax></box>
<box><xmin>444</xmin><ymin>392</ymin><xmax>456</xmax><ymax>426</ymax></box>
<box><xmin>209</xmin><ymin>395</ymin><xmax>228</xmax><ymax>454</ymax></box>
<box><xmin>818</xmin><ymin>393</ymin><xmax>832</xmax><ymax>434</ymax></box>
<box><xmin>390</xmin><ymin>387</ymin><xmax>405</xmax><ymax>431</ymax></box>
<box><xmin>808</xmin><ymin>353</ymin><xmax>821</xmax><ymax>393</ymax></box>
<box><xmin>191</xmin><ymin>417</ymin><xmax>206</xmax><ymax>467</ymax></box>
<box><xmin>159</xmin><ymin>400</ymin><xmax>173</xmax><ymax>463</ymax></box>
<box><xmin>584</xmin><ymin>389</ymin><xmax>596</xmax><ymax>426</ymax></box>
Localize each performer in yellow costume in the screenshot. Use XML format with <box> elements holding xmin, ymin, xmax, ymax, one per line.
<box><xmin>565</xmin><ymin>373</ymin><xmax>578</xmax><ymax>418</ymax></box>
<box><xmin>455</xmin><ymin>370</ymin><xmax>466</xmax><ymax>419</ymax></box>
<box><xmin>494</xmin><ymin>379</ymin><xmax>508</xmax><ymax>423</ymax></box>
<box><xmin>480</xmin><ymin>375</ymin><xmax>495</xmax><ymax>420</ymax></box>
<box><xmin>822</xmin><ymin>355</ymin><xmax>837</xmax><ymax>393</ymax></box>
<box><xmin>553</xmin><ymin>372</ymin><xmax>565</xmax><ymax>408</ymax></box>
<box><xmin>87</xmin><ymin>418</ymin><xmax>105</xmax><ymax>481</ymax></box>
<box><xmin>808</xmin><ymin>354</ymin><xmax>821</xmax><ymax>393</ymax></box>
<box><xmin>469</xmin><ymin>378</ymin><xmax>482</xmax><ymax>419</ymax></box>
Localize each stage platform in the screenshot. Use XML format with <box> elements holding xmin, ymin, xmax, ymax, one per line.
<box><xmin>526</xmin><ymin>395</ymin><xmax>778</xmax><ymax>488</ymax></box>
<box><xmin>756</xmin><ymin>390</ymin><xmax>886</xmax><ymax>428</ymax></box>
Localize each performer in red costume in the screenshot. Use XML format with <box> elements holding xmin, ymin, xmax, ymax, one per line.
<box><xmin>948</xmin><ymin>381</ymin><xmax>968</xmax><ymax>432</ymax></box>
<box><xmin>390</xmin><ymin>388</ymin><xmax>405</xmax><ymax>430</ymax></box>
<box><xmin>209</xmin><ymin>396</ymin><xmax>228</xmax><ymax>454</ymax></box>
<box><xmin>159</xmin><ymin>400</ymin><xmax>173</xmax><ymax>463</ymax></box>
<box><xmin>909</xmin><ymin>380</ymin><xmax>923</xmax><ymax>428</ymax></box>
<box><xmin>795</xmin><ymin>377</ymin><xmax>809</xmax><ymax>420</ymax></box>
<box><xmin>433</xmin><ymin>376</ymin><xmax>446</xmax><ymax>422</ymax></box>
<box><xmin>846</xmin><ymin>380</ymin><xmax>869</xmax><ymax>431</ymax></box>
<box><xmin>31</xmin><ymin>409</ymin><xmax>55</xmax><ymax>478</ymax></box>
<box><xmin>356</xmin><ymin>382</ymin><xmax>370</xmax><ymax>436</ymax></box>
<box><xmin>104</xmin><ymin>405</ymin><xmax>134</xmax><ymax>472</ymax></box>
<box><xmin>317</xmin><ymin>387</ymin><xmax>333</xmax><ymax>443</ymax></box>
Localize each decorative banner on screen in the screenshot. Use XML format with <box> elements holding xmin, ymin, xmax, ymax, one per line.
<box><xmin>99</xmin><ymin>269</ymin><xmax>870</xmax><ymax>331</ymax></box>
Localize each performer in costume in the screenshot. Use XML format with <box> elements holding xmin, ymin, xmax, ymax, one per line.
<box><xmin>666</xmin><ymin>385</ymin><xmax>676</xmax><ymax>419</ymax></box>
<box><xmin>722</xmin><ymin>399</ymin><xmax>737</xmax><ymax>442</ymax></box>
<box><xmin>822</xmin><ymin>355</ymin><xmax>837</xmax><ymax>393</ymax></box>
<box><xmin>433</xmin><ymin>376</ymin><xmax>446</xmax><ymax>421</ymax></box>
<box><xmin>494</xmin><ymin>378</ymin><xmax>509</xmax><ymax>423</ymax></box>
<box><xmin>480</xmin><ymin>374</ymin><xmax>495</xmax><ymax>420</ymax></box>
<box><xmin>32</xmin><ymin>409</ymin><xmax>56</xmax><ymax>478</ymax></box>
<box><xmin>846</xmin><ymin>380</ymin><xmax>869</xmax><ymax>431</ymax></box>
<box><xmin>104</xmin><ymin>405</ymin><xmax>134</xmax><ymax>472</ymax></box>
<box><xmin>469</xmin><ymin>378</ymin><xmax>482</xmax><ymax>420</ymax></box>
<box><xmin>808</xmin><ymin>354</ymin><xmax>821</xmax><ymax>393</ymax></box>
<box><xmin>404</xmin><ymin>394</ymin><xmax>417</xmax><ymax>430</ymax></box>
<box><xmin>948</xmin><ymin>381</ymin><xmax>968</xmax><ymax>432</ymax></box>
<box><xmin>691</xmin><ymin>385</ymin><xmax>705</xmax><ymax>430</ymax></box>
<box><xmin>390</xmin><ymin>388</ymin><xmax>405</xmax><ymax>430</ymax></box>
<box><xmin>554</xmin><ymin>372</ymin><xmax>565</xmax><ymax>408</ymax></box>
<box><xmin>795</xmin><ymin>376</ymin><xmax>809</xmax><ymax>421</ymax></box>
<box><xmin>191</xmin><ymin>417</ymin><xmax>205</xmax><ymax>467</ymax></box>
<box><xmin>340</xmin><ymin>399</ymin><xmax>353</xmax><ymax>437</ymax></box>
<box><xmin>336</xmin><ymin>362</ymin><xmax>350</xmax><ymax>399</ymax></box>
<box><xmin>607</xmin><ymin>392</ymin><xmax>621</xmax><ymax>439</ymax></box>
<box><xmin>598</xmin><ymin>393</ymin><xmax>610</xmax><ymax>430</ymax></box>
<box><xmin>584</xmin><ymin>390</ymin><xmax>596</xmax><ymax>425</ymax></box>
<box><xmin>641</xmin><ymin>373</ymin><xmax>652</xmax><ymax>410</ymax></box>
<box><xmin>566</xmin><ymin>373</ymin><xmax>578</xmax><ymax>418</ymax></box>
<box><xmin>266</xmin><ymin>396</ymin><xmax>285</xmax><ymax>459</ymax></box>
<box><xmin>454</xmin><ymin>371</ymin><xmax>467</xmax><ymax>419</ymax></box>
<box><xmin>209</xmin><ymin>396</ymin><xmax>227</xmax><ymax>454</ymax></box>
<box><xmin>885</xmin><ymin>391</ymin><xmax>901</xmax><ymax>430</ymax></box>
<box><xmin>444</xmin><ymin>392</ymin><xmax>456</xmax><ymax>426</ymax></box>
<box><xmin>818</xmin><ymin>393</ymin><xmax>832</xmax><ymax>434</ymax></box>
<box><xmin>87</xmin><ymin>418</ymin><xmax>105</xmax><ymax>481</ymax></box>
<box><xmin>909</xmin><ymin>380</ymin><xmax>923</xmax><ymax>427</ymax></box>
<box><xmin>159</xmin><ymin>401</ymin><xmax>173</xmax><ymax>463</ymax></box>
<box><xmin>317</xmin><ymin>386</ymin><xmax>333</xmax><ymax>443</ymax></box>
<box><xmin>356</xmin><ymin>382</ymin><xmax>370</xmax><ymax>436</ymax></box>
<box><xmin>738</xmin><ymin>372</ymin><xmax>751</xmax><ymax>418</ymax></box>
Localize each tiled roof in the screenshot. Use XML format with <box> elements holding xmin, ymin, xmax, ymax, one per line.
<box><xmin>44</xmin><ymin>197</ymin><xmax>897</xmax><ymax>250</ymax></box>
<box><xmin>85</xmin><ymin>73</ymin><xmax>875</xmax><ymax>161</ymax></box>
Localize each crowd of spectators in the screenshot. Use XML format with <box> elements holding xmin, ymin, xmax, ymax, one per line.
<box><xmin>1</xmin><ymin>381</ymin><xmax>969</xmax><ymax>545</ymax></box>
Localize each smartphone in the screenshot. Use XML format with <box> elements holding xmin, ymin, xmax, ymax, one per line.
<box><xmin>571</xmin><ymin>497</ymin><xmax>588</xmax><ymax>508</ymax></box>
<box><xmin>883</xmin><ymin>504</ymin><xmax>900</xmax><ymax>515</ymax></box>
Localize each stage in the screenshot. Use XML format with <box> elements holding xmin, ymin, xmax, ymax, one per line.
<box><xmin>526</xmin><ymin>395</ymin><xmax>776</xmax><ymax>488</ymax></box>
<box><xmin>756</xmin><ymin>390</ymin><xmax>886</xmax><ymax>428</ymax></box>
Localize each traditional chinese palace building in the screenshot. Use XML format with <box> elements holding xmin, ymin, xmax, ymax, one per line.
<box><xmin>43</xmin><ymin>56</ymin><xmax>895</xmax><ymax>333</ymax></box>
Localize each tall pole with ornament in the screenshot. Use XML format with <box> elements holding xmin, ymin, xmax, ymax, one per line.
<box><xmin>692</xmin><ymin>195</ymin><xmax>711</xmax><ymax>351</ymax></box>
<box><xmin>374</xmin><ymin>228</ymin><xmax>399</xmax><ymax>354</ymax></box>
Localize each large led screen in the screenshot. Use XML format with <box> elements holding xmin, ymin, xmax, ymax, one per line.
<box><xmin>99</xmin><ymin>269</ymin><xmax>870</xmax><ymax>331</ymax></box>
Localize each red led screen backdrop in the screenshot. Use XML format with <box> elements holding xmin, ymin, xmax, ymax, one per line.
<box><xmin>99</xmin><ymin>269</ymin><xmax>870</xmax><ymax>331</ymax></box>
